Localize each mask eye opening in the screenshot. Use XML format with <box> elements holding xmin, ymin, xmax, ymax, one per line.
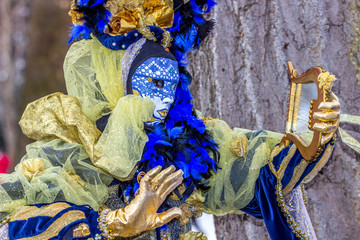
<box><xmin>153</xmin><ymin>79</ymin><xmax>164</xmax><ymax>88</ymax></box>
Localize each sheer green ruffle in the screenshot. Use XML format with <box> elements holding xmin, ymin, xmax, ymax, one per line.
<box><xmin>203</xmin><ymin>119</ymin><xmax>283</xmax><ymax>215</ymax></box>
<box><xmin>0</xmin><ymin>139</ymin><xmax>113</xmax><ymax>219</ymax></box>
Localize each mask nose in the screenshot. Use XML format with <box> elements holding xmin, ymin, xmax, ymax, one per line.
<box><xmin>162</xmin><ymin>97</ymin><xmax>174</xmax><ymax>105</ymax></box>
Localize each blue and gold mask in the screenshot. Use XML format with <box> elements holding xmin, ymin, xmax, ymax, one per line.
<box><xmin>126</xmin><ymin>40</ymin><xmax>179</xmax><ymax>122</ymax></box>
<box><xmin>131</xmin><ymin>57</ymin><xmax>179</xmax><ymax>121</ymax></box>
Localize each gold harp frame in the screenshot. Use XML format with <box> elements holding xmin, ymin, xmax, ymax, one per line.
<box><xmin>280</xmin><ymin>62</ymin><xmax>329</xmax><ymax>162</ymax></box>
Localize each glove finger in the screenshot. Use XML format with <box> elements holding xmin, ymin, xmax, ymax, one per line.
<box><xmin>159</xmin><ymin>173</ymin><xmax>184</xmax><ymax>200</ymax></box>
<box><xmin>313</xmin><ymin>121</ymin><xmax>338</xmax><ymax>133</ymax></box>
<box><xmin>318</xmin><ymin>100</ymin><xmax>340</xmax><ymax>111</ymax></box>
<box><xmin>142</xmin><ymin>166</ymin><xmax>162</xmax><ymax>185</ymax></box>
<box><xmin>150</xmin><ymin>165</ymin><xmax>176</xmax><ymax>188</ymax></box>
<box><xmin>321</xmin><ymin>132</ymin><xmax>334</xmax><ymax>145</ymax></box>
<box><xmin>313</xmin><ymin>111</ymin><xmax>340</xmax><ymax>122</ymax></box>
<box><xmin>153</xmin><ymin>207</ymin><xmax>183</xmax><ymax>229</ymax></box>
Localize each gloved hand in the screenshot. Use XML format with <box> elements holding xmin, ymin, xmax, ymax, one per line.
<box><xmin>103</xmin><ymin>165</ymin><xmax>188</xmax><ymax>238</ymax></box>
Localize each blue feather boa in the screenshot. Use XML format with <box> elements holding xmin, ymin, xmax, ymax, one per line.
<box><xmin>120</xmin><ymin>72</ymin><xmax>219</xmax><ymax>202</ymax></box>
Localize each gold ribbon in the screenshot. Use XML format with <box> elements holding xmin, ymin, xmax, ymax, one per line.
<box><xmin>107</xmin><ymin>0</ymin><xmax>174</xmax><ymax>35</ymax></box>
<box><xmin>17</xmin><ymin>158</ymin><xmax>45</xmax><ymax>180</ymax></box>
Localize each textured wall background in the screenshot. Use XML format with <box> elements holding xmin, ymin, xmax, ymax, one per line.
<box><xmin>189</xmin><ymin>0</ymin><xmax>360</xmax><ymax>239</ymax></box>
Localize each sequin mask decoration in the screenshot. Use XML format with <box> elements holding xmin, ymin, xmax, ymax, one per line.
<box><xmin>131</xmin><ymin>57</ymin><xmax>179</xmax><ymax>122</ymax></box>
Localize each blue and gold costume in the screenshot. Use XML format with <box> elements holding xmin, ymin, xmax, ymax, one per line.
<box><xmin>0</xmin><ymin>1</ymin><xmax>350</xmax><ymax>240</ymax></box>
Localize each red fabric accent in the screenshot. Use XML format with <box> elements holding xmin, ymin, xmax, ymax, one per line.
<box><xmin>0</xmin><ymin>153</ymin><xmax>10</xmax><ymax>173</ymax></box>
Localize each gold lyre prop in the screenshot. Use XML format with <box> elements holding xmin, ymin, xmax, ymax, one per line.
<box><xmin>280</xmin><ymin>62</ymin><xmax>332</xmax><ymax>162</ymax></box>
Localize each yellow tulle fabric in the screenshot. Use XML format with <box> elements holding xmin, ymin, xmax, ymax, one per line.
<box><xmin>202</xmin><ymin>118</ymin><xmax>283</xmax><ymax>215</ymax></box>
<box><xmin>0</xmin><ymin>139</ymin><xmax>113</xmax><ymax>218</ymax></box>
<box><xmin>19</xmin><ymin>92</ymin><xmax>102</xmax><ymax>160</ymax></box>
<box><xmin>94</xmin><ymin>95</ymin><xmax>155</xmax><ymax>180</ymax></box>
<box><xmin>64</xmin><ymin>38</ymin><xmax>126</xmax><ymax>122</ymax></box>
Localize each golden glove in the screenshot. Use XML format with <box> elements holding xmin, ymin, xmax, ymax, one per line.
<box><xmin>104</xmin><ymin>165</ymin><xmax>188</xmax><ymax>238</ymax></box>
<box><xmin>313</xmin><ymin>92</ymin><xmax>340</xmax><ymax>145</ymax></box>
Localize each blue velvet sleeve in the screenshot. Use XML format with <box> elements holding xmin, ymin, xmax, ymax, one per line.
<box><xmin>6</xmin><ymin>202</ymin><xmax>102</xmax><ymax>240</ymax></box>
<box><xmin>241</xmin><ymin>140</ymin><xmax>335</xmax><ymax>240</ymax></box>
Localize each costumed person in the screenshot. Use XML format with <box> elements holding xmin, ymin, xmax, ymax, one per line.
<box><xmin>2</xmin><ymin>0</ymin><xmax>357</xmax><ymax>239</ymax></box>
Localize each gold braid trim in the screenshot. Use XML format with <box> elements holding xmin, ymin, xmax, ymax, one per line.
<box><xmin>302</xmin><ymin>143</ymin><xmax>334</xmax><ymax>183</ymax></box>
<box><xmin>300</xmin><ymin>183</ymin><xmax>308</xmax><ymax>208</ymax></box>
<box><xmin>17</xmin><ymin>210</ymin><xmax>86</xmax><ymax>240</ymax></box>
<box><xmin>161</xmin><ymin>30</ymin><xmax>173</xmax><ymax>49</ymax></box>
<box><xmin>277</xmin><ymin>145</ymin><xmax>297</xmax><ymax>180</ymax></box>
<box><xmin>268</xmin><ymin>160</ymin><xmax>310</xmax><ymax>240</ymax></box>
<box><xmin>138</xmin><ymin>27</ymin><xmax>156</xmax><ymax>41</ymax></box>
<box><xmin>282</xmin><ymin>160</ymin><xmax>308</xmax><ymax>195</ymax></box>
<box><xmin>11</xmin><ymin>202</ymin><xmax>71</xmax><ymax>221</ymax></box>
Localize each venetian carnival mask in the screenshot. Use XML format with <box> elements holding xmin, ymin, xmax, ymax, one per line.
<box><xmin>131</xmin><ymin>57</ymin><xmax>179</xmax><ymax>122</ymax></box>
<box><xmin>126</xmin><ymin>40</ymin><xmax>179</xmax><ymax>122</ymax></box>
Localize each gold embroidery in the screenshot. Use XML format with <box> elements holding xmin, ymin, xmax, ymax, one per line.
<box><xmin>159</xmin><ymin>229</ymin><xmax>171</xmax><ymax>240</ymax></box>
<box><xmin>230</xmin><ymin>135</ymin><xmax>248</xmax><ymax>157</ymax></box>
<box><xmin>268</xmin><ymin>160</ymin><xmax>310</xmax><ymax>240</ymax></box>
<box><xmin>303</xmin><ymin>144</ymin><xmax>334</xmax><ymax>183</ymax></box>
<box><xmin>138</xmin><ymin>26</ymin><xmax>157</xmax><ymax>41</ymax></box>
<box><xmin>277</xmin><ymin>145</ymin><xmax>297</xmax><ymax>180</ymax></box>
<box><xmin>161</xmin><ymin>30</ymin><xmax>173</xmax><ymax>49</ymax></box>
<box><xmin>300</xmin><ymin>183</ymin><xmax>307</xmax><ymax>207</ymax></box>
<box><xmin>283</xmin><ymin>160</ymin><xmax>308</xmax><ymax>194</ymax></box>
<box><xmin>18</xmin><ymin>210</ymin><xmax>86</xmax><ymax>240</ymax></box>
<box><xmin>18</xmin><ymin>158</ymin><xmax>45</xmax><ymax>180</ymax></box>
<box><xmin>11</xmin><ymin>202</ymin><xmax>71</xmax><ymax>221</ymax></box>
